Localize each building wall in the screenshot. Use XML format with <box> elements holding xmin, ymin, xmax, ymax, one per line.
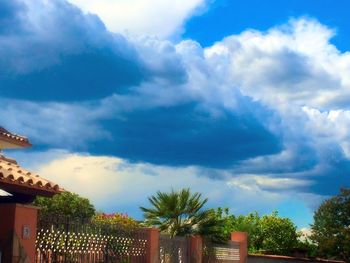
<box><xmin>0</xmin><ymin>204</ymin><xmax>38</xmax><ymax>263</ymax></box>
<box><xmin>0</xmin><ymin>204</ymin><xmax>16</xmax><ymax>263</ymax></box>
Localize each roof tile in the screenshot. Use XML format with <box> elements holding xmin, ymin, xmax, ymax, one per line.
<box><xmin>0</xmin><ymin>127</ymin><xmax>31</xmax><ymax>148</ymax></box>
<box><xmin>0</xmin><ymin>155</ymin><xmax>62</xmax><ymax>195</ymax></box>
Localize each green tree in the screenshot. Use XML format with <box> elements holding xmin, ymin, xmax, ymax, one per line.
<box><xmin>311</xmin><ymin>188</ymin><xmax>350</xmax><ymax>262</ymax></box>
<box><xmin>209</xmin><ymin>208</ymin><xmax>236</xmax><ymax>242</ymax></box>
<box><xmin>213</xmin><ymin>208</ymin><xmax>299</xmax><ymax>255</ymax></box>
<box><xmin>232</xmin><ymin>212</ymin><xmax>263</xmax><ymax>252</ymax></box>
<box><xmin>140</xmin><ymin>188</ymin><xmax>224</xmax><ymax>241</ymax></box>
<box><xmin>258</xmin><ymin>211</ymin><xmax>299</xmax><ymax>254</ymax></box>
<box><xmin>33</xmin><ymin>191</ymin><xmax>96</xmax><ymax>220</ymax></box>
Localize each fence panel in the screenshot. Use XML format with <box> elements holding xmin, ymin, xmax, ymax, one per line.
<box><xmin>202</xmin><ymin>241</ymin><xmax>240</xmax><ymax>263</ymax></box>
<box><xmin>159</xmin><ymin>235</ymin><xmax>188</xmax><ymax>263</ymax></box>
<box><xmin>35</xmin><ymin>216</ymin><xmax>148</xmax><ymax>263</ymax></box>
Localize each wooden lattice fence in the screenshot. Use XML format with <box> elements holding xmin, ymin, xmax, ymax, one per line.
<box><xmin>34</xmin><ymin>216</ymin><xmax>246</xmax><ymax>263</ymax></box>
<box><xmin>35</xmin><ymin>216</ymin><xmax>148</xmax><ymax>263</ymax></box>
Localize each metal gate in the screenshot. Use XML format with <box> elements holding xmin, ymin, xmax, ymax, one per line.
<box><xmin>158</xmin><ymin>235</ymin><xmax>188</xmax><ymax>263</ymax></box>
<box><xmin>202</xmin><ymin>241</ymin><xmax>240</xmax><ymax>263</ymax></box>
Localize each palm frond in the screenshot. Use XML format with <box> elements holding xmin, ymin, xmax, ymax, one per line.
<box><xmin>140</xmin><ymin>188</ymin><xmax>216</xmax><ymax>238</ymax></box>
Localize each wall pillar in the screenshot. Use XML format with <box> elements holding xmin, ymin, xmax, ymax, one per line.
<box><xmin>145</xmin><ymin>228</ymin><xmax>159</xmax><ymax>263</ymax></box>
<box><xmin>231</xmin><ymin>232</ymin><xmax>248</xmax><ymax>263</ymax></box>
<box><xmin>0</xmin><ymin>204</ymin><xmax>39</xmax><ymax>263</ymax></box>
<box><xmin>189</xmin><ymin>235</ymin><xmax>202</xmax><ymax>263</ymax></box>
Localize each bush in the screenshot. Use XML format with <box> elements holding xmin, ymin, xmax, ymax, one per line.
<box><xmin>92</xmin><ymin>213</ymin><xmax>139</xmax><ymax>229</ymax></box>
<box><xmin>33</xmin><ymin>191</ymin><xmax>96</xmax><ymax>220</ymax></box>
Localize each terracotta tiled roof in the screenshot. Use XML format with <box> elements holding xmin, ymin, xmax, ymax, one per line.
<box><xmin>0</xmin><ymin>127</ymin><xmax>32</xmax><ymax>148</ymax></box>
<box><xmin>0</xmin><ymin>155</ymin><xmax>62</xmax><ymax>196</ymax></box>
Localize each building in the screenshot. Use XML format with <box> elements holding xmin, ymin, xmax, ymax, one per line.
<box><xmin>0</xmin><ymin>127</ymin><xmax>62</xmax><ymax>262</ymax></box>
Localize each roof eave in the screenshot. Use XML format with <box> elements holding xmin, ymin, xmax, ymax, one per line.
<box><xmin>0</xmin><ymin>180</ymin><xmax>62</xmax><ymax>197</ymax></box>
<box><xmin>0</xmin><ymin>134</ymin><xmax>32</xmax><ymax>149</ymax></box>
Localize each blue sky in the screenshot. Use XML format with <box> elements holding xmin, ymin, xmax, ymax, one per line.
<box><xmin>184</xmin><ymin>0</ymin><xmax>350</xmax><ymax>51</ymax></box>
<box><xmin>1</xmin><ymin>0</ymin><xmax>350</xmax><ymax>230</ymax></box>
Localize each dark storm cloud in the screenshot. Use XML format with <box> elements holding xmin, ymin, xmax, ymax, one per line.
<box><xmin>304</xmin><ymin>145</ymin><xmax>350</xmax><ymax>196</ymax></box>
<box><xmin>89</xmin><ymin>103</ymin><xmax>281</xmax><ymax>168</ymax></box>
<box><xmin>0</xmin><ymin>0</ymin><xmax>187</xmax><ymax>101</ymax></box>
<box><xmin>0</xmin><ymin>51</ymin><xmax>144</xmax><ymax>101</ymax></box>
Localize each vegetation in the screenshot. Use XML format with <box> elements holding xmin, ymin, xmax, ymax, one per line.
<box><xmin>140</xmin><ymin>188</ymin><xmax>224</xmax><ymax>242</ymax></box>
<box><xmin>258</xmin><ymin>211</ymin><xmax>299</xmax><ymax>254</ymax></box>
<box><xmin>311</xmin><ymin>188</ymin><xmax>350</xmax><ymax>262</ymax></box>
<box><xmin>212</xmin><ymin>208</ymin><xmax>299</xmax><ymax>255</ymax></box>
<box><xmin>33</xmin><ymin>191</ymin><xmax>96</xmax><ymax>220</ymax></box>
<box><xmin>295</xmin><ymin>236</ymin><xmax>318</xmax><ymax>258</ymax></box>
<box><xmin>33</xmin><ymin>187</ymin><xmax>350</xmax><ymax>261</ymax></box>
<box><xmin>92</xmin><ymin>212</ymin><xmax>140</xmax><ymax>229</ymax></box>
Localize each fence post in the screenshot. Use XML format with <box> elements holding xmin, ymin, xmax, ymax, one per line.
<box><xmin>231</xmin><ymin>232</ymin><xmax>248</xmax><ymax>263</ymax></box>
<box><xmin>189</xmin><ymin>235</ymin><xmax>202</xmax><ymax>263</ymax></box>
<box><xmin>145</xmin><ymin>228</ymin><xmax>159</xmax><ymax>263</ymax></box>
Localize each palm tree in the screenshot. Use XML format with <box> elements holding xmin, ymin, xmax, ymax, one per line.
<box><xmin>140</xmin><ymin>188</ymin><xmax>220</xmax><ymax>238</ymax></box>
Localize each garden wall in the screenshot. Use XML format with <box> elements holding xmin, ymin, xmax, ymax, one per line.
<box><xmin>248</xmin><ymin>254</ymin><xmax>345</xmax><ymax>263</ymax></box>
<box><xmin>34</xmin><ymin>214</ymin><xmax>248</xmax><ymax>263</ymax></box>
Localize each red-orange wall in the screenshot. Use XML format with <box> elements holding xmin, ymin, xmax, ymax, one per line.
<box><xmin>0</xmin><ymin>204</ymin><xmax>16</xmax><ymax>262</ymax></box>
<box><xmin>232</xmin><ymin>231</ymin><xmax>248</xmax><ymax>263</ymax></box>
<box><xmin>0</xmin><ymin>204</ymin><xmax>38</xmax><ymax>263</ymax></box>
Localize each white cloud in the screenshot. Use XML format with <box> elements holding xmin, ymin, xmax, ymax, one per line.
<box><xmin>203</xmin><ymin>18</ymin><xmax>350</xmax><ymax>110</ymax></box>
<box><xmin>66</xmin><ymin>0</ymin><xmax>207</xmax><ymax>37</ymax></box>
<box><xmin>19</xmin><ymin>151</ymin><xmax>292</xmax><ymax>218</ymax></box>
<box><xmin>228</xmin><ymin>175</ymin><xmax>310</xmax><ymax>192</ymax></box>
<box><xmin>302</xmin><ymin>107</ymin><xmax>350</xmax><ymax>158</ymax></box>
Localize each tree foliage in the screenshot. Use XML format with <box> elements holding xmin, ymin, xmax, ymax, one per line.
<box><xmin>296</xmin><ymin>235</ymin><xmax>318</xmax><ymax>258</ymax></box>
<box><xmin>258</xmin><ymin>212</ymin><xmax>299</xmax><ymax>254</ymax></box>
<box><xmin>140</xmin><ymin>188</ymin><xmax>224</xmax><ymax>241</ymax></box>
<box><xmin>33</xmin><ymin>191</ymin><xmax>96</xmax><ymax>220</ymax></box>
<box><xmin>311</xmin><ymin>188</ymin><xmax>350</xmax><ymax>261</ymax></box>
<box><xmin>92</xmin><ymin>213</ymin><xmax>139</xmax><ymax>229</ymax></box>
<box><xmin>213</xmin><ymin>208</ymin><xmax>299</xmax><ymax>255</ymax></box>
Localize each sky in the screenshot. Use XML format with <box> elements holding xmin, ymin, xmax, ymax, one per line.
<box><xmin>1</xmin><ymin>0</ymin><xmax>350</xmax><ymax>229</ymax></box>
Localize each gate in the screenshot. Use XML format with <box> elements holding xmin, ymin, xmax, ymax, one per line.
<box><xmin>159</xmin><ymin>235</ymin><xmax>188</xmax><ymax>263</ymax></box>
<box><xmin>202</xmin><ymin>241</ymin><xmax>240</xmax><ymax>263</ymax></box>
<box><xmin>35</xmin><ymin>216</ymin><xmax>148</xmax><ymax>263</ymax></box>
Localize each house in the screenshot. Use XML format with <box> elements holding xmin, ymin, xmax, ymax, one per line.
<box><xmin>0</xmin><ymin>127</ymin><xmax>62</xmax><ymax>263</ymax></box>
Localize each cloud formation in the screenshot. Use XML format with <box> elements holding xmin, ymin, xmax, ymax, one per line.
<box><xmin>26</xmin><ymin>151</ymin><xmax>295</xmax><ymax>219</ymax></box>
<box><xmin>0</xmin><ymin>0</ymin><xmax>145</xmax><ymax>101</ymax></box>
<box><xmin>205</xmin><ymin>18</ymin><xmax>350</xmax><ymax>110</ymax></box>
<box><xmin>66</xmin><ymin>0</ymin><xmax>207</xmax><ymax>37</ymax></box>
<box><xmin>1</xmin><ymin>0</ymin><xmax>350</xmax><ymax>207</ymax></box>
